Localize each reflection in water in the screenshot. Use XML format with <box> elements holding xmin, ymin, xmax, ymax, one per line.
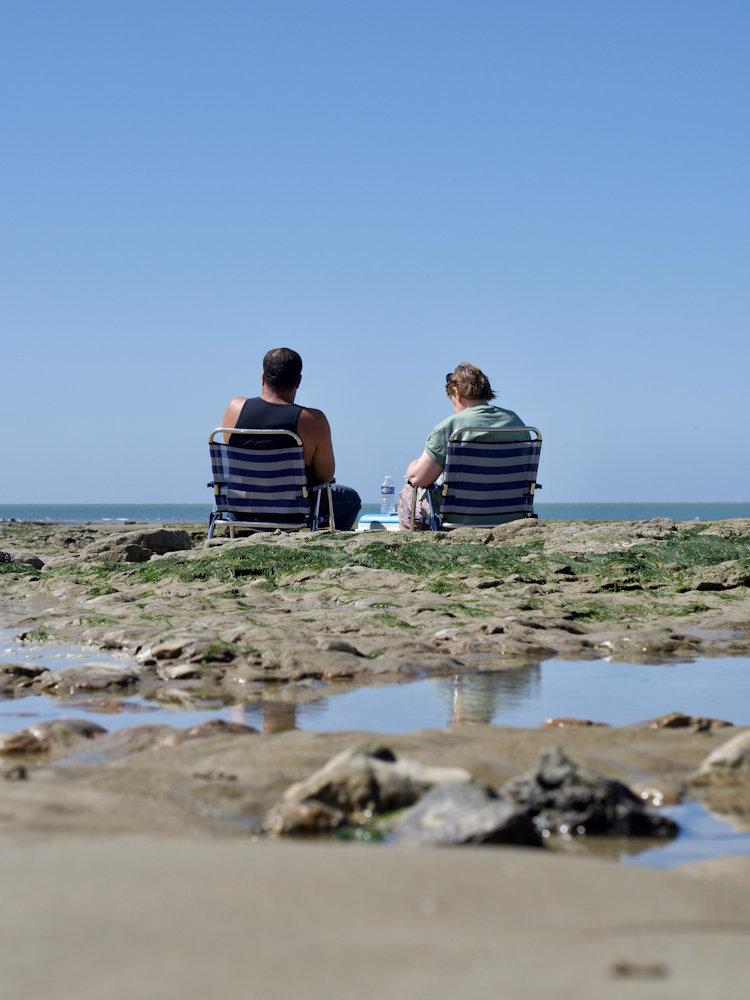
<box><xmin>436</xmin><ymin>665</ymin><xmax>541</xmax><ymax>726</ymax></box>
<box><xmin>233</xmin><ymin>700</ymin><xmax>299</xmax><ymax>733</ymax></box>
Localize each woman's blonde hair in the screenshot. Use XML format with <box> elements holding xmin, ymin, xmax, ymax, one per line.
<box><xmin>445</xmin><ymin>363</ymin><xmax>496</xmax><ymax>402</ymax></box>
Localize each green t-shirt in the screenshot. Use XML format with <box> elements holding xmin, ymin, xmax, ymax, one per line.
<box><xmin>425</xmin><ymin>404</ymin><xmax>529</xmax><ymax>468</ymax></box>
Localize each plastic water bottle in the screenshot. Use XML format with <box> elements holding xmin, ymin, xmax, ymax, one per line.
<box><xmin>380</xmin><ymin>475</ymin><xmax>395</xmax><ymax>515</ymax></box>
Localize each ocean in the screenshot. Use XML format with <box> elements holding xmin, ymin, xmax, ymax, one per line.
<box><xmin>1</xmin><ymin>502</ymin><xmax>749</xmax><ymax>524</ymax></box>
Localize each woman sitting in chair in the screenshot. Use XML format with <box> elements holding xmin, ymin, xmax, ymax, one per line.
<box><xmin>399</xmin><ymin>363</ymin><xmax>529</xmax><ymax>529</ymax></box>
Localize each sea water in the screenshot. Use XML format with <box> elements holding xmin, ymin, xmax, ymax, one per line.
<box><xmin>2</xmin><ymin>502</ymin><xmax>749</xmax><ymax>524</ymax></box>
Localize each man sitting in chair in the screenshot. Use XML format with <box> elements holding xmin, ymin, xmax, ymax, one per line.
<box><xmin>399</xmin><ymin>362</ymin><xmax>529</xmax><ymax>529</ymax></box>
<box><xmin>222</xmin><ymin>347</ymin><xmax>361</xmax><ymax>530</ymax></box>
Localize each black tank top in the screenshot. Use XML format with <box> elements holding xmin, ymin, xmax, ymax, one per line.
<box><xmin>228</xmin><ymin>397</ymin><xmax>303</xmax><ymax>450</ymax></box>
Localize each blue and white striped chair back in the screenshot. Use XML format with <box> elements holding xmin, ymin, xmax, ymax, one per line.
<box><xmin>209</xmin><ymin>432</ymin><xmax>309</xmax><ymax>522</ymax></box>
<box><xmin>441</xmin><ymin>428</ymin><xmax>542</xmax><ymax>522</ymax></box>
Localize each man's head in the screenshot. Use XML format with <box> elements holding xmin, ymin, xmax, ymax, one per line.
<box><xmin>262</xmin><ymin>348</ymin><xmax>303</xmax><ymax>397</ymax></box>
<box><xmin>445</xmin><ymin>363</ymin><xmax>496</xmax><ymax>406</ymax></box>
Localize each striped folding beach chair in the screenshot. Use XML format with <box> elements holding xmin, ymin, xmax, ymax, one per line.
<box><xmin>207</xmin><ymin>428</ymin><xmax>335</xmax><ymax>540</ymax></box>
<box><xmin>410</xmin><ymin>427</ymin><xmax>542</xmax><ymax>530</ymax></box>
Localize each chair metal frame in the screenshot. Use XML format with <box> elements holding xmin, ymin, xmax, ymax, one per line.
<box><xmin>409</xmin><ymin>426</ymin><xmax>542</xmax><ymax>531</ymax></box>
<box><xmin>207</xmin><ymin>427</ymin><xmax>335</xmax><ymax>541</ymax></box>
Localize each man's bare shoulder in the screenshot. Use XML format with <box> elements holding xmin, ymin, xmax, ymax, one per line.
<box><xmin>222</xmin><ymin>396</ymin><xmax>247</xmax><ymax>429</ymax></box>
<box><xmin>298</xmin><ymin>406</ymin><xmax>330</xmax><ymax>428</ymax></box>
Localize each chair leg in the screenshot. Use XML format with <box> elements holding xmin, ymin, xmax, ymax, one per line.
<box><xmin>327</xmin><ymin>484</ymin><xmax>336</xmax><ymax>531</ymax></box>
<box><xmin>427</xmin><ymin>489</ymin><xmax>441</xmax><ymax>532</ymax></box>
<box><xmin>312</xmin><ymin>489</ymin><xmax>322</xmax><ymax>533</ymax></box>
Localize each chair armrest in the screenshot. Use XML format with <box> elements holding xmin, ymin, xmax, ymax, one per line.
<box><xmin>310</xmin><ymin>480</ymin><xmax>336</xmax><ymax>492</ymax></box>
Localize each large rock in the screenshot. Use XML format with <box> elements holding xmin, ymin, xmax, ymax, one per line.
<box><xmin>502</xmin><ymin>748</ymin><xmax>677</xmax><ymax>838</ymax></box>
<box><xmin>690</xmin><ymin>561</ymin><xmax>750</xmax><ymax>592</ymax></box>
<box><xmin>0</xmin><ymin>663</ymin><xmax>49</xmax><ymax>694</ymax></box>
<box><xmin>81</xmin><ymin>529</ymin><xmax>192</xmax><ymax>563</ymax></box>
<box><xmin>281</xmin><ymin>744</ymin><xmax>471</xmax><ymax>819</ymax></box>
<box><xmin>139</xmin><ymin>635</ymin><xmax>236</xmax><ymax>666</ymax></box>
<box><xmin>693</xmin><ymin>731</ymin><xmax>750</xmax><ymax>779</ymax></box>
<box><xmin>0</xmin><ymin>730</ymin><xmax>50</xmax><ymax>755</ymax></box>
<box><xmin>388</xmin><ymin>782</ymin><xmax>544</xmax><ymax>848</ymax></box>
<box><xmin>0</xmin><ymin>551</ymin><xmax>45</xmax><ymax>570</ymax></box>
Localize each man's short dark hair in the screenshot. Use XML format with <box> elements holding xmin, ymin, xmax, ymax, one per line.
<box><xmin>263</xmin><ymin>348</ymin><xmax>303</xmax><ymax>392</ymax></box>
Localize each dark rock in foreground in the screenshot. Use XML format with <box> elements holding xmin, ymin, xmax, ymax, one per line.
<box><xmin>502</xmin><ymin>748</ymin><xmax>677</xmax><ymax>838</ymax></box>
<box><xmin>388</xmin><ymin>781</ymin><xmax>544</xmax><ymax>848</ymax></box>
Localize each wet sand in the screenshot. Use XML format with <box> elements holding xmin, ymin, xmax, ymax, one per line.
<box><xmin>2</xmin><ymin>837</ymin><xmax>749</xmax><ymax>1000</ymax></box>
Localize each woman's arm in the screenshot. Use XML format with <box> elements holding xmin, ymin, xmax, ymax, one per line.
<box><xmin>406</xmin><ymin>451</ymin><xmax>443</xmax><ymax>487</ymax></box>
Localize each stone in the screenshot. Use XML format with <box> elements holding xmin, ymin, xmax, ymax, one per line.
<box><xmin>264</xmin><ymin>800</ymin><xmax>347</xmax><ymax>837</ymax></box>
<box><xmin>12</xmin><ymin>553</ymin><xmax>45</xmax><ymax>569</ymax></box>
<box><xmin>638</xmin><ymin>713</ymin><xmax>733</xmax><ymax>732</ymax></box>
<box><xmin>0</xmin><ymin>551</ymin><xmax>44</xmax><ymax>569</ymax></box>
<box><xmin>502</xmin><ymin>748</ymin><xmax>677</xmax><ymax>838</ymax></box>
<box><xmin>388</xmin><ymin>782</ymin><xmax>544</xmax><ymax>848</ymax></box>
<box><xmin>69</xmin><ymin>725</ymin><xmax>177</xmax><ymax>759</ymax></box>
<box><xmin>157</xmin><ymin>719</ymin><xmax>257</xmax><ymax>748</ymax></box>
<box><xmin>4</xmin><ymin>764</ymin><xmax>29</xmax><ymax>781</ymax></box>
<box><xmin>0</xmin><ymin>729</ymin><xmax>51</xmax><ymax>754</ymax></box>
<box><xmin>281</xmin><ymin>744</ymin><xmax>471</xmax><ymax>819</ymax></box>
<box><xmin>140</xmin><ymin>636</ymin><xmax>236</xmax><ymax>666</ymax></box>
<box><xmin>315</xmin><ymin>638</ymin><xmax>363</xmax><ymax>656</ymax></box>
<box><xmin>544</xmin><ymin>718</ymin><xmax>609</xmax><ymax>728</ymax></box>
<box><xmin>691</xmin><ymin>561</ymin><xmax>750</xmax><ymax>592</ymax></box>
<box><xmin>156</xmin><ymin>663</ymin><xmax>202</xmax><ymax>681</ymax></box>
<box><xmin>81</xmin><ymin>529</ymin><xmax>192</xmax><ymax>563</ymax></box>
<box><xmin>693</xmin><ymin>731</ymin><xmax>750</xmax><ymax>779</ymax></box>
<box><xmin>25</xmin><ymin>719</ymin><xmax>107</xmax><ymax>746</ymax></box>
<box><xmin>37</xmin><ymin>663</ymin><xmax>142</xmax><ymax>695</ymax></box>
<box><xmin>0</xmin><ymin>663</ymin><xmax>49</xmax><ymax>688</ymax></box>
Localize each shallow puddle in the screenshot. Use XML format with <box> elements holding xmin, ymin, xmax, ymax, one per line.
<box><xmin>624</xmin><ymin>801</ymin><xmax>750</xmax><ymax>869</ymax></box>
<box><xmin>2</xmin><ymin>629</ymin><xmax>749</xmax><ymax>733</ymax></box>
<box><xmin>0</xmin><ymin>630</ymin><xmax>129</xmax><ymax>670</ymax></box>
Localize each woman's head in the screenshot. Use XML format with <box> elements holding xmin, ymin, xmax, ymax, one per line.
<box><xmin>445</xmin><ymin>363</ymin><xmax>496</xmax><ymax>403</ymax></box>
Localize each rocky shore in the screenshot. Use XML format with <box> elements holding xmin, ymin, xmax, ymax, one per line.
<box><xmin>1</xmin><ymin>518</ymin><xmax>749</xmax><ymax>997</ymax></box>
<box><xmin>1</xmin><ymin>517</ymin><xmax>750</xmax><ymax>703</ymax></box>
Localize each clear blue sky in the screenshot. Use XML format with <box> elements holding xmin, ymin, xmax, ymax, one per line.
<box><xmin>2</xmin><ymin>2</ymin><xmax>748</xmax><ymax>503</ymax></box>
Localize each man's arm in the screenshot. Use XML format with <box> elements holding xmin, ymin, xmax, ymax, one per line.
<box><xmin>221</xmin><ymin>397</ymin><xmax>246</xmax><ymax>443</ymax></box>
<box><xmin>297</xmin><ymin>407</ymin><xmax>335</xmax><ymax>483</ymax></box>
<box><xmin>406</xmin><ymin>451</ymin><xmax>443</xmax><ymax>488</ymax></box>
